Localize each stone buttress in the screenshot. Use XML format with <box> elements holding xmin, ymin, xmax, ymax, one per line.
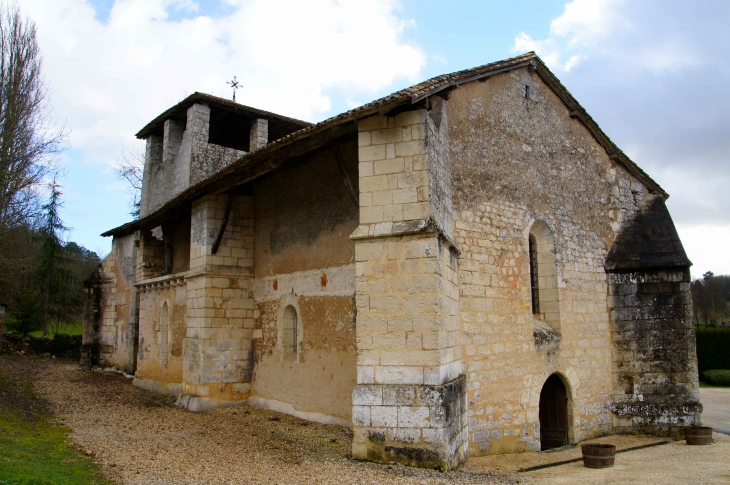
<box><xmin>350</xmin><ymin>99</ymin><xmax>468</xmax><ymax>470</ymax></box>
<box><xmin>606</xmin><ymin>197</ymin><xmax>702</xmax><ymax>435</ymax></box>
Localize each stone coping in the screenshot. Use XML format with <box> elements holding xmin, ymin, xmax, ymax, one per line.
<box><xmin>135</xmin><ymin>272</ymin><xmax>188</xmax><ymax>292</ymax></box>
<box><xmin>350</xmin><ymin>218</ymin><xmax>461</xmax><ymax>255</ymax></box>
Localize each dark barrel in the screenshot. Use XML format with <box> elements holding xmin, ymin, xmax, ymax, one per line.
<box><xmin>684</xmin><ymin>426</ymin><xmax>713</xmax><ymax>445</ymax></box>
<box><xmin>581</xmin><ymin>443</ymin><xmax>616</xmax><ymax>468</ymax></box>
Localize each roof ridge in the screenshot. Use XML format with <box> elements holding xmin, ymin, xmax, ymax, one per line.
<box><xmin>103</xmin><ymin>51</ymin><xmax>667</xmax><ymax>238</ymax></box>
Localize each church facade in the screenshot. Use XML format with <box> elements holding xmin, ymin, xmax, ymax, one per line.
<box><xmin>83</xmin><ymin>52</ymin><xmax>702</xmax><ymax>470</ymax></box>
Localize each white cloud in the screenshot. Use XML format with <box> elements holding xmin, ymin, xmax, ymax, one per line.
<box><xmin>20</xmin><ymin>0</ymin><xmax>426</xmax><ymax>168</ymax></box>
<box><xmin>512</xmin><ymin>1</ymin><xmax>730</xmax><ymax>276</ymax></box>
<box><xmin>511</xmin><ymin>0</ymin><xmax>624</xmax><ymax>71</ymax></box>
<box><xmin>549</xmin><ymin>0</ymin><xmax>625</xmax><ymax>47</ymax></box>
<box><xmin>676</xmin><ymin>224</ymin><xmax>730</xmax><ymax>278</ymax></box>
<box><xmin>512</xmin><ymin>0</ymin><xmax>702</xmax><ymax>74</ymax></box>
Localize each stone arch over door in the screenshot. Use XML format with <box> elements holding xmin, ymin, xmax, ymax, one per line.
<box><xmin>539</xmin><ymin>373</ymin><xmax>570</xmax><ymax>450</ymax></box>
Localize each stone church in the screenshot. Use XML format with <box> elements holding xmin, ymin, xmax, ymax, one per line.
<box><xmin>83</xmin><ymin>52</ymin><xmax>702</xmax><ymax>470</ymax></box>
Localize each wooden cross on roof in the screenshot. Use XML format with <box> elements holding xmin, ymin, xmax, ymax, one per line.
<box><xmin>227</xmin><ymin>76</ymin><xmax>241</xmax><ymax>102</ymax></box>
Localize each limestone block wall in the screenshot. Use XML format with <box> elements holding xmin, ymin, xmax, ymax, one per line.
<box><xmin>249</xmin><ymin>118</ymin><xmax>268</xmax><ymax>152</ymax></box>
<box><xmin>352</xmin><ymin>110</ymin><xmax>467</xmax><ymax>470</ymax></box>
<box><xmin>455</xmin><ymin>201</ymin><xmax>614</xmax><ymax>454</ymax></box>
<box><xmin>445</xmin><ymin>67</ymin><xmax>659</xmax><ymax>454</ymax></box>
<box><xmin>135</xmin><ymin>281</ymin><xmax>187</xmax><ymax>389</ymax></box>
<box><xmin>356</xmin><ymin>111</ymin><xmax>431</xmax><ymax>229</ymax></box>
<box><xmin>179</xmin><ymin>194</ymin><xmax>257</xmax><ymax>409</ymax></box>
<box><xmin>352</xmin><ymin>235</ymin><xmax>466</xmax><ymax>469</ymax></box>
<box><xmin>82</xmin><ymin>234</ymin><xmax>138</xmax><ymax>374</ymax></box>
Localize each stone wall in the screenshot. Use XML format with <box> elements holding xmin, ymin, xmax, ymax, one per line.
<box><xmin>446</xmin><ymin>66</ymin><xmax>652</xmax><ymax>454</ymax></box>
<box><xmin>177</xmin><ymin>194</ymin><xmax>257</xmax><ymax>409</ymax></box>
<box><xmin>249</xmin><ymin>145</ymin><xmax>359</xmax><ymax>423</ymax></box>
<box><xmin>82</xmin><ymin>234</ymin><xmax>138</xmax><ymax>373</ymax></box>
<box><xmin>135</xmin><ymin>280</ymin><xmax>186</xmax><ymax>390</ymax></box>
<box><xmin>606</xmin><ymin>197</ymin><xmax>701</xmax><ymax>435</ymax></box>
<box><xmin>139</xmin><ymin>103</ymin><xmax>247</xmax><ymax>218</ymax></box>
<box><xmin>352</xmin><ymin>110</ymin><xmax>467</xmax><ymax>470</ymax></box>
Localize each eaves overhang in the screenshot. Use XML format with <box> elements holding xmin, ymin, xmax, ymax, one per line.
<box><xmin>103</xmin><ymin>52</ymin><xmax>667</xmax><ymax>238</ymax></box>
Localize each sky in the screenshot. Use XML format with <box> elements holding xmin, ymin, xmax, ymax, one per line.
<box><xmin>17</xmin><ymin>0</ymin><xmax>730</xmax><ymax>278</ymax></box>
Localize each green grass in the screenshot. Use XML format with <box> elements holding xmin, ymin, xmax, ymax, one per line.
<box><xmin>0</xmin><ymin>377</ymin><xmax>111</xmax><ymax>484</ymax></box>
<box><xmin>29</xmin><ymin>321</ymin><xmax>83</xmax><ymax>338</ymax></box>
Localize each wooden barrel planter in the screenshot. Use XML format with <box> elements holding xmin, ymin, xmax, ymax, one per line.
<box><xmin>684</xmin><ymin>426</ymin><xmax>713</xmax><ymax>445</ymax></box>
<box><xmin>581</xmin><ymin>443</ymin><xmax>616</xmax><ymax>468</ymax></box>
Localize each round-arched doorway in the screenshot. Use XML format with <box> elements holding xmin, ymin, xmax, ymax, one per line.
<box><xmin>539</xmin><ymin>374</ymin><xmax>568</xmax><ymax>450</ymax></box>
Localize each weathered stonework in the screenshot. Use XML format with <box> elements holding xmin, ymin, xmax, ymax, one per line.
<box><xmin>606</xmin><ymin>198</ymin><xmax>700</xmax><ymax>436</ymax></box>
<box><xmin>89</xmin><ymin>53</ymin><xmax>701</xmax><ymax>470</ymax></box>
<box><xmin>351</xmin><ymin>107</ymin><xmax>467</xmax><ymax>469</ymax></box>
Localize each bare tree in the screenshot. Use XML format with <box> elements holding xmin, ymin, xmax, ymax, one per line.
<box><xmin>110</xmin><ymin>145</ymin><xmax>144</xmax><ymax>218</ymax></box>
<box><xmin>0</xmin><ymin>3</ymin><xmax>64</xmax><ymax>232</ymax></box>
<box><xmin>0</xmin><ymin>2</ymin><xmax>65</xmax><ymax>292</ymax></box>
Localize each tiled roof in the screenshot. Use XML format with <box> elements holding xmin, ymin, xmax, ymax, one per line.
<box><xmin>135</xmin><ymin>92</ymin><xmax>312</xmax><ymax>139</ymax></box>
<box><xmin>103</xmin><ymin>52</ymin><xmax>666</xmax><ymax>237</ymax></box>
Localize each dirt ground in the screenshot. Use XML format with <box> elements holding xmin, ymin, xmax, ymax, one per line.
<box><xmin>3</xmin><ymin>354</ymin><xmax>730</xmax><ymax>485</ymax></box>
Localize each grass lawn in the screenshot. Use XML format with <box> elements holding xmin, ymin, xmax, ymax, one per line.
<box><xmin>0</xmin><ymin>364</ymin><xmax>112</xmax><ymax>485</ymax></box>
<box><xmin>29</xmin><ymin>321</ymin><xmax>83</xmax><ymax>338</ymax></box>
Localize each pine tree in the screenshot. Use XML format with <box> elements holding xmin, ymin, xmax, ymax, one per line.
<box><xmin>37</xmin><ymin>178</ymin><xmax>75</xmax><ymax>336</ymax></box>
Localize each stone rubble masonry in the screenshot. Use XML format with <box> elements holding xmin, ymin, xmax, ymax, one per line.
<box><xmin>140</xmin><ymin>103</ymin><xmax>247</xmax><ymax>218</ymax></box>
<box><xmin>82</xmin><ymin>234</ymin><xmax>138</xmax><ymax>374</ymax></box>
<box><xmin>351</xmin><ymin>108</ymin><xmax>467</xmax><ymax>470</ymax></box>
<box><xmin>607</xmin><ymin>268</ymin><xmax>702</xmax><ymax>435</ymax></box>
<box><xmin>455</xmin><ymin>199</ymin><xmax>613</xmax><ymax>454</ymax></box>
<box><xmin>249</xmin><ymin>118</ymin><xmax>268</xmax><ymax>152</ymax></box>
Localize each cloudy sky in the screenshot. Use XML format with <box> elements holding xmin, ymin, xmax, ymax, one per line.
<box><xmin>18</xmin><ymin>0</ymin><xmax>730</xmax><ymax>277</ymax></box>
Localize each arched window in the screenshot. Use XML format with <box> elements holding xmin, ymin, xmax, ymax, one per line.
<box><xmin>282</xmin><ymin>305</ymin><xmax>298</xmax><ymax>361</ymax></box>
<box><xmin>528</xmin><ymin>221</ymin><xmax>561</xmax><ymax>331</ymax></box>
<box><xmin>529</xmin><ymin>234</ymin><xmax>540</xmax><ymax>315</ymax></box>
<box><xmin>160</xmin><ymin>302</ymin><xmax>169</xmax><ymax>368</ymax></box>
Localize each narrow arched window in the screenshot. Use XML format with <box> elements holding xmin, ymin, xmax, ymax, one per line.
<box><xmin>528</xmin><ymin>221</ymin><xmax>561</xmax><ymax>332</ymax></box>
<box><xmin>529</xmin><ymin>234</ymin><xmax>540</xmax><ymax>315</ymax></box>
<box><xmin>160</xmin><ymin>302</ymin><xmax>169</xmax><ymax>368</ymax></box>
<box><xmin>282</xmin><ymin>305</ymin><xmax>297</xmax><ymax>361</ymax></box>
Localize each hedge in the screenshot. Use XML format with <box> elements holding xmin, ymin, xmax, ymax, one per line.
<box><xmin>695</xmin><ymin>327</ymin><xmax>730</xmax><ymax>374</ymax></box>
<box><xmin>702</xmin><ymin>369</ymin><xmax>730</xmax><ymax>386</ymax></box>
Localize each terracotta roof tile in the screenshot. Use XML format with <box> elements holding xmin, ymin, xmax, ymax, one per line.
<box><xmin>102</xmin><ymin>52</ymin><xmax>666</xmax><ymax>237</ymax></box>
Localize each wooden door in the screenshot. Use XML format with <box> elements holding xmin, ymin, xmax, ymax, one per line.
<box><xmin>539</xmin><ymin>374</ymin><xmax>568</xmax><ymax>450</ymax></box>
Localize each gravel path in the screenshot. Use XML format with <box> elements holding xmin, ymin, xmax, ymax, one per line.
<box><xmin>520</xmin><ymin>433</ymin><xmax>730</xmax><ymax>485</ymax></box>
<box><xmin>700</xmin><ymin>387</ymin><xmax>730</xmax><ymax>435</ymax></box>
<box><xmin>3</xmin><ymin>356</ymin><xmax>514</xmax><ymax>485</ymax></box>
<box><xmin>6</xmin><ymin>355</ymin><xmax>729</xmax><ymax>485</ymax></box>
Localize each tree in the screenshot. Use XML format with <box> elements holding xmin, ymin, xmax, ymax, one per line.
<box><xmin>37</xmin><ymin>178</ymin><xmax>75</xmax><ymax>336</ymax></box>
<box><xmin>691</xmin><ymin>271</ymin><xmax>728</xmax><ymax>326</ymax></box>
<box><xmin>0</xmin><ymin>3</ymin><xmax>64</xmax><ymax>275</ymax></box>
<box><xmin>111</xmin><ymin>146</ymin><xmax>144</xmax><ymax>219</ymax></box>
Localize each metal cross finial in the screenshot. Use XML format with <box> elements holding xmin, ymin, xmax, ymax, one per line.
<box><xmin>227</xmin><ymin>76</ymin><xmax>241</xmax><ymax>102</ymax></box>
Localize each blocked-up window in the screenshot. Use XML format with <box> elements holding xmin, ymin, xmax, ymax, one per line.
<box><xmin>282</xmin><ymin>305</ymin><xmax>298</xmax><ymax>361</ymax></box>
<box><xmin>160</xmin><ymin>302</ymin><xmax>169</xmax><ymax>368</ymax></box>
